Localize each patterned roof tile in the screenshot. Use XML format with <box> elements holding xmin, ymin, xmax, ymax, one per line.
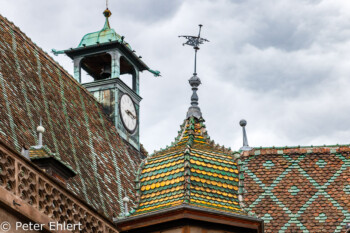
<box><xmin>131</xmin><ymin>116</ymin><xmax>246</xmax><ymax>216</ymax></box>
<box><xmin>242</xmin><ymin>146</ymin><xmax>350</xmax><ymax>232</ymax></box>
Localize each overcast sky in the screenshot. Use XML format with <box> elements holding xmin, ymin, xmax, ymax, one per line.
<box><xmin>1</xmin><ymin>0</ymin><xmax>350</xmax><ymax>152</ymax></box>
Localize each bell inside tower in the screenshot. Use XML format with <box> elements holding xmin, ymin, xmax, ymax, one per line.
<box><xmin>80</xmin><ymin>53</ymin><xmax>112</xmax><ymax>83</ymax></box>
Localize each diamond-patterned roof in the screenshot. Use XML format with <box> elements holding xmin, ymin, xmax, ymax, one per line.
<box><xmin>131</xmin><ymin>116</ymin><xmax>246</xmax><ymax>216</ymax></box>
<box><xmin>242</xmin><ymin>146</ymin><xmax>350</xmax><ymax>233</ymax></box>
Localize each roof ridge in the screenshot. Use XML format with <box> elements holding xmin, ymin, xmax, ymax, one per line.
<box><xmin>245</xmin><ymin>145</ymin><xmax>350</xmax><ymax>156</ymax></box>
<box><xmin>232</xmin><ymin>152</ymin><xmax>257</xmax><ymax>217</ymax></box>
<box><xmin>183</xmin><ymin>143</ymin><xmax>192</xmax><ymax>204</ymax></box>
<box><xmin>253</xmin><ymin>144</ymin><xmax>350</xmax><ymax>150</ymax></box>
<box><xmin>133</xmin><ymin>158</ymin><xmax>147</xmax><ymax>212</ymax></box>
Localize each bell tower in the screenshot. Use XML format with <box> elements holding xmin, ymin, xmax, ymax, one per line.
<box><xmin>53</xmin><ymin>8</ymin><xmax>159</xmax><ymax>150</ymax></box>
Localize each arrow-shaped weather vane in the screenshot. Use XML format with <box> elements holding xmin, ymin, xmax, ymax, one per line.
<box><xmin>179</xmin><ymin>24</ymin><xmax>209</xmax><ymax>75</ymax></box>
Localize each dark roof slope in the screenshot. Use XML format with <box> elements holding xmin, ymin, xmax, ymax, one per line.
<box><xmin>241</xmin><ymin>146</ymin><xmax>350</xmax><ymax>233</ymax></box>
<box><xmin>0</xmin><ymin>14</ymin><xmax>142</xmax><ymax>218</ymax></box>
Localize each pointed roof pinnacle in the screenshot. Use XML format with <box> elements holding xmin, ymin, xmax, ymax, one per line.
<box><xmin>179</xmin><ymin>25</ymin><xmax>209</xmax><ymax>119</ymax></box>
<box><xmin>103</xmin><ymin>8</ymin><xmax>112</xmax><ymax>30</ymax></box>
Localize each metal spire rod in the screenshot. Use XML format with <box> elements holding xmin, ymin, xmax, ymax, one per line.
<box><xmin>194</xmin><ymin>24</ymin><xmax>203</xmax><ymax>74</ymax></box>
<box><xmin>179</xmin><ymin>25</ymin><xmax>209</xmax><ymax>119</ymax></box>
<box><xmin>194</xmin><ymin>47</ymin><xmax>197</xmax><ymax>74</ymax></box>
<box><xmin>106</xmin><ymin>0</ymin><xmax>109</xmax><ymax>8</ymax></box>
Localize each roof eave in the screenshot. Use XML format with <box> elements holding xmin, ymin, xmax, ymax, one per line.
<box><xmin>63</xmin><ymin>41</ymin><xmax>149</xmax><ymax>71</ymax></box>
<box><xmin>30</xmin><ymin>156</ymin><xmax>77</xmax><ymax>176</ymax></box>
<box><xmin>115</xmin><ymin>204</ymin><xmax>263</xmax><ymax>233</ymax></box>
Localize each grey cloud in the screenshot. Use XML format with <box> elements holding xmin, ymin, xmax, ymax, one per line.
<box><xmin>227</xmin><ymin>47</ymin><xmax>333</xmax><ymax>97</ymax></box>
<box><xmin>115</xmin><ymin>0</ymin><xmax>184</xmax><ymax>23</ymax></box>
<box><xmin>1</xmin><ymin>0</ymin><xmax>350</xmax><ymax>152</ymax></box>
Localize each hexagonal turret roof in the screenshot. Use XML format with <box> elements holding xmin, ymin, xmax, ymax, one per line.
<box><xmin>130</xmin><ymin>116</ymin><xmax>246</xmax><ymax>216</ymax></box>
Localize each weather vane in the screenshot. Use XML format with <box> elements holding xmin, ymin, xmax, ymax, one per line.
<box><xmin>179</xmin><ymin>24</ymin><xmax>209</xmax><ymax>75</ymax></box>
<box><xmin>179</xmin><ymin>25</ymin><xmax>209</xmax><ymax>119</ymax></box>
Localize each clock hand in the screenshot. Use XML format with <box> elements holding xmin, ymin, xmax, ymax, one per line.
<box><xmin>125</xmin><ymin>110</ymin><xmax>136</xmax><ymax>119</ymax></box>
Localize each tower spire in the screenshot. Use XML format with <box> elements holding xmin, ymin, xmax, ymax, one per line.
<box><xmin>179</xmin><ymin>25</ymin><xmax>209</xmax><ymax>119</ymax></box>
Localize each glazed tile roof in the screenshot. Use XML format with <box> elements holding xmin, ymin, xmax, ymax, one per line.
<box><xmin>0</xmin><ymin>14</ymin><xmax>144</xmax><ymax>218</ymax></box>
<box><xmin>241</xmin><ymin>146</ymin><xmax>350</xmax><ymax>233</ymax></box>
<box><xmin>131</xmin><ymin>116</ymin><xmax>246</xmax><ymax>216</ymax></box>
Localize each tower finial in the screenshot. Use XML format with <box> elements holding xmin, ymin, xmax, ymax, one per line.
<box><xmin>179</xmin><ymin>25</ymin><xmax>209</xmax><ymax>119</ymax></box>
<box><xmin>103</xmin><ymin>4</ymin><xmax>112</xmax><ymax>30</ymax></box>
<box><xmin>103</xmin><ymin>8</ymin><xmax>112</xmax><ymax>18</ymax></box>
<box><xmin>239</xmin><ymin>119</ymin><xmax>252</xmax><ymax>151</ymax></box>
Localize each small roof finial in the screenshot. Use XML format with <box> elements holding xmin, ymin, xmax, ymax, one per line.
<box><xmin>36</xmin><ymin>117</ymin><xmax>45</xmax><ymax>148</ymax></box>
<box><xmin>239</xmin><ymin>119</ymin><xmax>252</xmax><ymax>151</ymax></box>
<box><xmin>179</xmin><ymin>25</ymin><xmax>209</xmax><ymax>119</ymax></box>
<box><xmin>123</xmin><ymin>191</ymin><xmax>130</xmax><ymax>216</ymax></box>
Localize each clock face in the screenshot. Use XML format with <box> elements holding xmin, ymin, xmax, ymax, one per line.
<box><xmin>119</xmin><ymin>93</ymin><xmax>137</xmax><ymax>133</ymax></box>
